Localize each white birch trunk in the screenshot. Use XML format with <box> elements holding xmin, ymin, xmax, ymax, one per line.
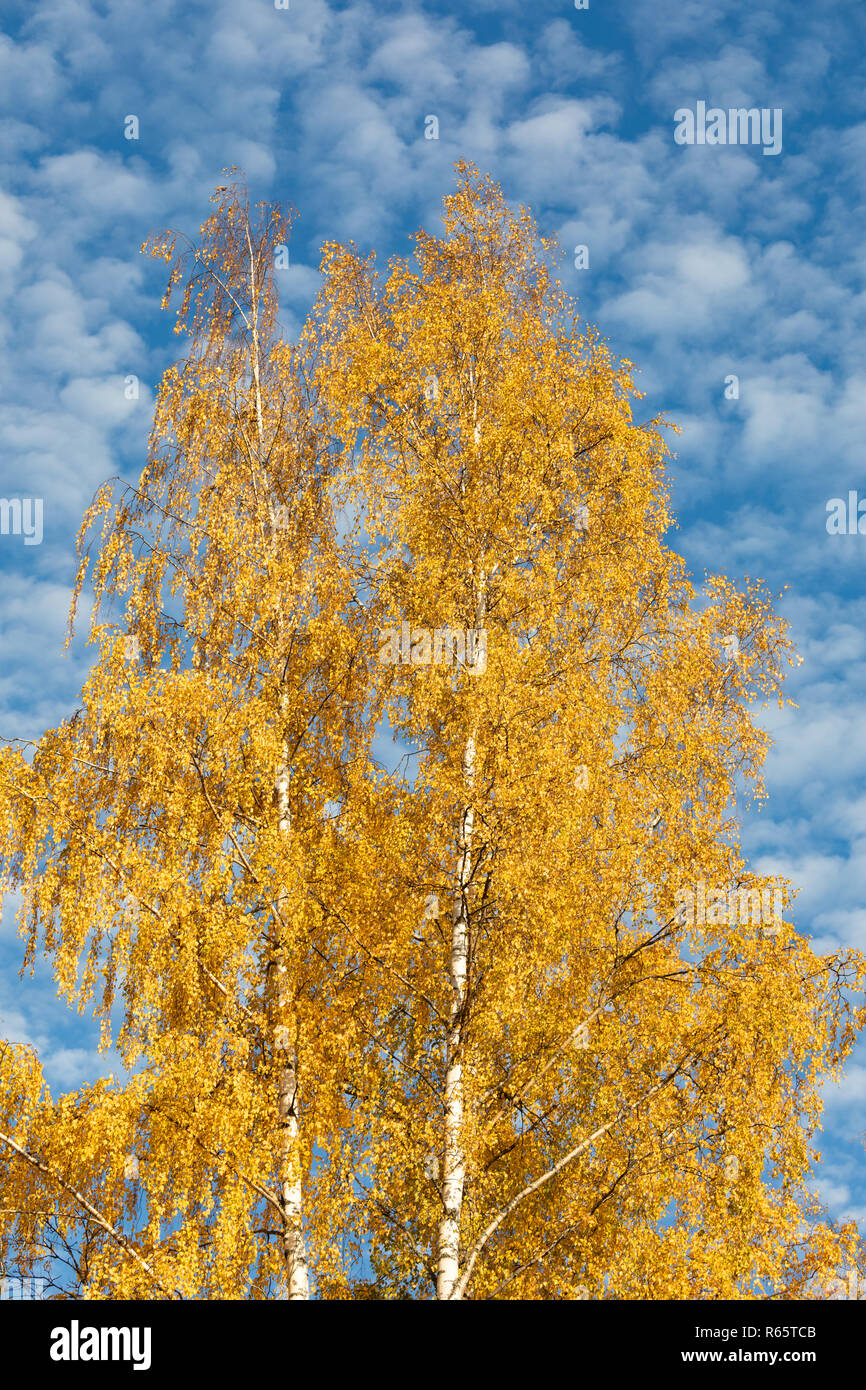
<box><xmin>437</xmin><ymin>559</ymin><xmax>486</xmax><ymax>1299</ymax></box>
<box><xmin>247</xmin><ymin>228</ymin><xmax>309</xmax><ymax>1299</ymax></box>
<box><xmin>436</xmin><ymin>732</ymin><xmax>475</xmax><ymax>1300</ymax></box>
<box><xmin>436</xmin><ymin>393</ymin><xmax>486</xmax><ymax>1297</ymax></box>
<box><xmin>274</xmin><ymin>730</ymin><xmax>309</xmax><ymax>1299</ymax></box>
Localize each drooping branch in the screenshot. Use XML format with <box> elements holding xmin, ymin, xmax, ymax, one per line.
<box><xmin>0</xmin><ymin>1128</ymin><xmax>179</xmax><ymax>1299</ymax></box>
<box><xmin>452</xmin><ymin>1055</ymin><xmax>694</xmax><ymax>1300</ymax></box>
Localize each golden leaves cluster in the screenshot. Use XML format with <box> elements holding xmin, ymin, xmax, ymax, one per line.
<box><xmin>0</xmin><ymin>166</ymin><xmax>861</xmax><ymax>1299</ymax></box>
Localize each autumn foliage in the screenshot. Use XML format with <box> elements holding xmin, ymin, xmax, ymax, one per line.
<box><xmin>1</xmin><ymin>166</ymin><xmax>863</xmax><ymax>1300</ymax></box>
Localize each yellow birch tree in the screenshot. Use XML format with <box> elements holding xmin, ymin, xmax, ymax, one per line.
<box><xmin>0</xmin><ymin>179</ymin><xmax>387</xmax><ymax>1298</ymax></box>
<box><xmin>312</xmin><ymin>163</ymin><xmax>866</xmax><ymax>1300</ymax></box>
<box><xmin>0</xmin><ymin>167</ymin><xmax>862</xmax><ymax>1303</ymax></box>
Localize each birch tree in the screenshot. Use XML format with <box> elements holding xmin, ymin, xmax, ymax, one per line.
<box><xmin>1</xmin><ymin>167</ymin><xmax>862</xmax><ymax>1301</ymax></box>
<box><xmin>314</xmin><ymin>164</ymin><xmax>866</xmax><ymax>1300</ymax></box>
<box><xmin>0</xmin><ymin>181</ymin><xmax>384</xmax><ymax>1298</ymax></box>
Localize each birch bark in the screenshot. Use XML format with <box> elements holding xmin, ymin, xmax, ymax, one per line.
<box><xmin>436</xmin><ymin>732</ymin><xmax>475</xmax><ymax>1300</ymax></box>
<box><xmin>436</xmin><ymin>545</ymin><xmax>486</xmax><ymax>1299</ymax></box>
<box><xmin>247</xmin><ymin>225</ymin><xmax>309</xmax><ymax>1299</ymax></box>
<box><xmin>273</xmin><ymin>737</ymin><xmax>308</xmax><ymax>1299</ymax></box>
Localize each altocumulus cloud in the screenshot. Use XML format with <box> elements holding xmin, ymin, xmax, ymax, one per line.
<box><xmin>0</xmin><ymin>0</ymin><xmax>865</xmax><ymax>1227</ymax></box>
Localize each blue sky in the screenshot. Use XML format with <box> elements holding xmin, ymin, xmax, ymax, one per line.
<box><xmin>1</xmin><ymin>0</ymin><xmax>865</xmax><ymax>1237</ymax></box>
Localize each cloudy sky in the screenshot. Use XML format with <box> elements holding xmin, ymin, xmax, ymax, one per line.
<box><xmin>2</xmin><ymin>0</ymin><xmax>865</xmax><ymax>1233</ymax></box>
